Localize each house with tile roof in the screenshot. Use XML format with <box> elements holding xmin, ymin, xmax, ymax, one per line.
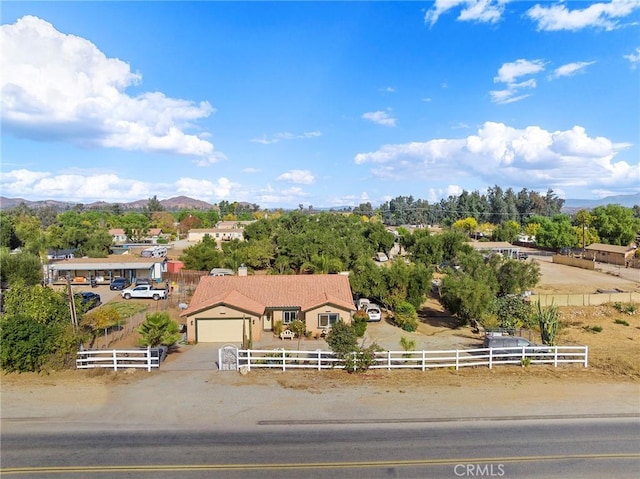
<box><xmin>181</xmin><ymin>274</ymin><xmax>356</xmax><ymax>344</ymax></box>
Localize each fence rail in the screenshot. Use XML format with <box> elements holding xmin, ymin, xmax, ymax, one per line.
<box><xmin>531</xmin><ymin>292</ymin><xmax>639</xmax><ymax>307</ymax></box>
<box><xmin>231</xmin><ymin>346</ymin><xmax>588</xmax><ymax>372</ymax></box>
<box><xmin>76</xmin><ymin>348</ymin><xmax>162</xmax><ymax>371</ymax></box>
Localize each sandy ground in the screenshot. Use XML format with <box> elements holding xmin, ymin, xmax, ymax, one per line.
<box><xmin>2</xmin><ymin>258</ymin><xmax>639</xmax><ymax>432</ymax></box>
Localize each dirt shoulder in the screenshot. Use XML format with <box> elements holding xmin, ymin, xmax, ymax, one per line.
<box><xmin>2</xmin><ymin>367</ymin><xmax>638</xmax><ymax>433</ymax></box>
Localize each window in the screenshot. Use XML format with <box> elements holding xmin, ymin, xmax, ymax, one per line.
<box><xmin>318</xmin><ymin>313</ymin><xmax>339</xmax><ymax>328</ymax></box>
<box><xmin>283</xmin><ymin>310</ymin><xmax>298</xmax><ymax>324</ymax></box>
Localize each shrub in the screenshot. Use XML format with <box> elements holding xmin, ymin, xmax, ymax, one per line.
<box><xmin>345</xmin><ymin>342</ymin><xmax>383</xmax><ymax>372</ymax></box>
<box><xmin>352</xmin><ymin>310</ymin><xmax>368</xmax><ymax>337</ymax></box>
<box><xmin>394</xmin><ymin>301</ymin><xmax>418</xmax><ymax>332</ymax></box>
<box><xmin>535</xmin><ymin>300</ymin><xmax>559</xmax><ymax>346</ymax></box>
<box><xmin>273</xmin><ymin>320</ymin><xmax>283</xmax><ymax>337</ymax></box>
<box><xmin>614</xmin><ymin>319</ymin><xmax>630</xmax><ymax>326</ymax></box>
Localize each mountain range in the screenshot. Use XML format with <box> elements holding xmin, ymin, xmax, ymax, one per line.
<box><xmin>0</xmin><ymin>193</ymin><xmax>638</xmax><ymax>212</ymax></box>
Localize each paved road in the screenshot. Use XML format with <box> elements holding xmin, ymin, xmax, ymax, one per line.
<box><xmin>1</xmin><ymin>417</ymin><xmax>638</xmax><ymax>478</ymax></box>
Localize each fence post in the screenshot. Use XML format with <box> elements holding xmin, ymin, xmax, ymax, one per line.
<box><xmin>387</xmin><ymin>351</ymin><xmax>391</xmax><ymax>371</ymax></box>
<box><xmin>488</xmin><ymin>348</ymin><xmax>493</xmax><ymax>369</ymax></box>
<box><xmin>554</xmin><ymin>347</ymin><xmax>558</xmax><ymax>367</ymax></box>
<box><xmin>455</xmin><ymin>349</ymin><xmax>459</xmax><ymax>370</ymax></box>
<box><xmin>247</xmin><ymin>350</ymin><xmax>251</xmax><ymax>371</ymax></box>
<box><xmin>147</xmin><ymin>347</ymin><xmax>151</xmax><ymax>372</ymax></box>
<box><xmin>317</xmin><ymin>349</ymin><xmax>322</xmax><ymax>370</ymax></box>
<box><xmin>113</xmin><ymin>349</ymin><xmax>118</xmax><ymax>371</ymax></box>
<box><xmin>584</xmin><ymin>346</ymin><xmax>588</xmax><ymax>368</ymax></box>
<box><xmin>352</xmin><ymin>352</ymin><xmax>357</xmax><ymax>372</ymax></box>
<box><xmin>282</xmin><ymin>349</ymin><xmax>286</xmax><ymax>371</ymax></box>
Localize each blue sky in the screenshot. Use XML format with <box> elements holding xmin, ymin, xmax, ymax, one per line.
<box><xmin>1</xmin><ymin>1</ymin><xmax>639</xmax><ymax>209</ymax></box>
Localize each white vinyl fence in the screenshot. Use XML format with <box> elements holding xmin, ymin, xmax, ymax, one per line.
<box><xmin>76</xmin><ymin>348</ymin><xmax>163</xmax><ymax>371</ymax></box>
<box><xmin>229</xmin><ymin>346</ymin><xmax>588</xmax><ymax>372</ymax></box>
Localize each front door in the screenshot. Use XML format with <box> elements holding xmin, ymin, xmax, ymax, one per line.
<box><xmin>263</xmin><ymin>312</ymin><xmax>272</xmax><ymax>331</ymax></box>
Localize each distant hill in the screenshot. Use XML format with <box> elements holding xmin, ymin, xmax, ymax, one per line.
<box><xmin>0</xmin><ymin>196</ymin><xmax>214</xmax><ymax>211</ymax></box>
<box><xmin>562</xmin><ymin>192</ymin><xmax>640</xmax><ymax>211</ymax></box>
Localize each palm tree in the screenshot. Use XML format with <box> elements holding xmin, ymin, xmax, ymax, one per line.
<box><xmin>137</xmin><ymin>312</ymin><xmax>180</xmax><ymax>347</ymax></box>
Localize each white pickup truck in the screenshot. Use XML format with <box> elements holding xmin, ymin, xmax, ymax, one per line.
<box><xmin>121</xmin><ymin>285</ymin><xmax>167</xmax><ymax>301</ymax></box>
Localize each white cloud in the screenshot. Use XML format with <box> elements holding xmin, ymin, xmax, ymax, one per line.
<box><xmin>550</xmin><ymin>61</ymin><xmax>596</xmax><ymax>79</ymax></box>
<box><xmin>624</xmin><ymin>47</ymin><xmax>640</xmax><ymax>67</ymax></box>
<box><xmin>255</xmin><ymin>185</ymin><xmax>308</xmax><ymax>206</ymax></box>
<box><xmin>0</xmin><ymin>167</ymin><xmax>247</xmax><ymax>203</ymax></box>
<box><xmin>354</xmin><ymin>121</ymin><xmax>639</xmax><ymax>193</ymax></box>
<box><xmin>494</xmin><ymin>59</ymin><xmax>545</xmax><ymax>84</ymax></box>
<box><xmin>362</xmin><ymin>110</ymin><xmax>397</xmax><ymax>127</ymax></box>
<box><xmin>250</xmin><ymin>131</ymin><xmax>322</xmax><ymax>144</ymax></box>
<box><xmin>425</xmin><ymin>0</ymin><xmax>508</xmax><ymax>27</ymax></box>
<box><xmin>193</xmin><ymin>151</ymin><xmax>228</xmax><ymax>167</ymax></box>
<box><xmin>175</xmin><ymin>177</ymin><xmax>238</xmax><ymax>200</ymax></box>
<box><xmin>276</xmin><ymin>169</ymin><xmax>315</xmax><ymax>185</ymax></box>
<box><xmin>0</xmin><ymin>16</ymin><xmax>222</xmax><ymax>162</ymax></box>
<box><xmin>526</xmin><ymin>0</ymin><xmax>640</xmax><ymax>32</ymax></box>
<box><xmin>0</xmin><ymin>169</ymin><xmax>153</xmax><ymax>202</ymax></box>
<box><xmin>242</xmin><ymin>167</ymin><xmax>260</xmax><ymax>173</ymax></box>
<box><xmin>491</xmin><ymin>59</ymin><xmax>544</xmax><ymax>104</ymax></box>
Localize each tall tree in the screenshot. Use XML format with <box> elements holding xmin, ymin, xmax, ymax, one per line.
<box><xmin>591</xmin><ymin>204</ymin><xmax>639</xmax><ymax>246</ymax></box>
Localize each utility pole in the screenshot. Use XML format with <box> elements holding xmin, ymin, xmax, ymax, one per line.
<box><xmin>66</xmin><ymin>276</ymin><xmax>78</xmax><ymax>331</ymax></box>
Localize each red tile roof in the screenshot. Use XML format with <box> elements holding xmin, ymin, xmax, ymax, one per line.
<box><xmin>181</xmin><ymin>274</ymin><xmax>355</xmax><ymax>317</ymax></box>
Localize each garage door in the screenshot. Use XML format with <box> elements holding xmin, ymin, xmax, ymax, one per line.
<box><xmin>196</xmin><ymin>319</ymin><xmax>245</xmax><ymax>343</ymax></box>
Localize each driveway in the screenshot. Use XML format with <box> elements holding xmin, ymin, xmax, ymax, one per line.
<box><xmin>162</xmin><ymin>343</ymin><xmax>221</xmax><ymax>371</ymax></box>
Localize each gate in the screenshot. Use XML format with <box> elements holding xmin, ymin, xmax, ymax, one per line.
<box><xmin>219</xmin><ymin>345</ymin><xmax>239</xmax><ymax>371</ymax></box>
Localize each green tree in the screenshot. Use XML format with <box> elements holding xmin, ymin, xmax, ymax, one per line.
<box><xmin>591</xmin><ymin>204</ymin><xmax>639</xmax><ymax>246</ymax></box>
<box><xmin>351</xmin><ymin>310</ymin><xmax>368</xmax><ymax>337</ymax></box>
<box><xmin>180</xmin><ymin>235</ymin><xmax>224</xmax><ymax>270</ymax></box>
<box><xmin>79</xmin><ymin>306</ymin><xmax>122</xmax><ymax>348</ymax></box>
<box><xmin>440</xmin><ymin>271</ymin><xmax>495</xmax><ymax>325</ymax></box>
<box><xmin>0</xmin><ymin>314</ymin><xmax>59</xmax><ymax>372</ymax></box>
<box><xmin>490</xmin><ymin>295</ymin><xmax>534</xmax><ymax>329</ymax></box>
<box><xmin>288</xmin><ymin>319</ymin><xmax>306</xmax><ymax>349</ymax></box>
<box><xmin>492</xmin><ymin>220</ymin><xmax>520</xmax><ymax>243</ymax></box>
<box><xmin>325</xmin><ymin>319</ymin><xmax>358</xmax><ymax>361</ymax></box>
<box><xmin>14</xmin><ymin>215</ymin><xmax>46</xmax><ymax>256</ymax></box>
<box><xmin>0</xmin><ymin>284</ymin><xmax>79</xmax><ymax>372</ymax></box>
<box><xmin>0</xmin><ymin>250</ymin><xmax>43</xmax><ymax>287</ymax></box>
<box><xmin>0</xmin><ymin>213</ymin><xmax>19</xmax><ymax>249</ymax></box>
<box><xmin>495</xmin><ymin>258</ymin><xmax>540</xmax><ymax>296</ymax></box>
<box><xmin>534</xmin><ymin>215</ymin><xmax>578</xmax><ymax>249</ymax></box>
<box><xmin>137</xmin><ymin>312</ymin><xmax>181</xmax><ymax>348</ymax></box>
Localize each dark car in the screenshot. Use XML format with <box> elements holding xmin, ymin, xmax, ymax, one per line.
<box><xmin>484</xmin><ymin>334</ymin><xmax>550</xmax><ymax>359</ymax></box>
<box><xmin>75</xmin><ymin>291</ymin><xmax>101</xmax><ymax>311</ymax></box>
<box><xmin>110</xmin><ymin>277</ymin><xmax>130</xmax><ymax>290</ymax></box>
<box><xmin>134</xmin><ymin>278</ymin><xmax>151</xmax><ymax>286</ymax></box>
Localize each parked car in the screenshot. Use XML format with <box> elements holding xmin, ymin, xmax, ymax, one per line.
<box><xmin>110</xmin><ymin>277</ymin><xmax>130</xmax><ymax>290</ymax></box>
<box><xmin>356</xmin><ymin>298</ymin><xmax>370</xmax><ymax>310</ymax></box>
<box><xmin>75</xmin><ymin>291</ymin><xmax>101</xmax><ymax>311</ymax></box>
<box><xmin>484</xmin><ymin>334</ymin><xmax>550</xmax><ymax>359</ymax></box>
<box><xmin>365</xmin><ymin>304</ymin><xmax>381</xmax><ymax>322</ymax></box>
<box><xmin>133</xmin><ymin>277</ymin><xmax>151</xmax><ymax>286</ymax></box>
<box><xmin>374</xmin><ymin>252</ymin><xmax>389</xmax><ymax>262</ymax></box>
